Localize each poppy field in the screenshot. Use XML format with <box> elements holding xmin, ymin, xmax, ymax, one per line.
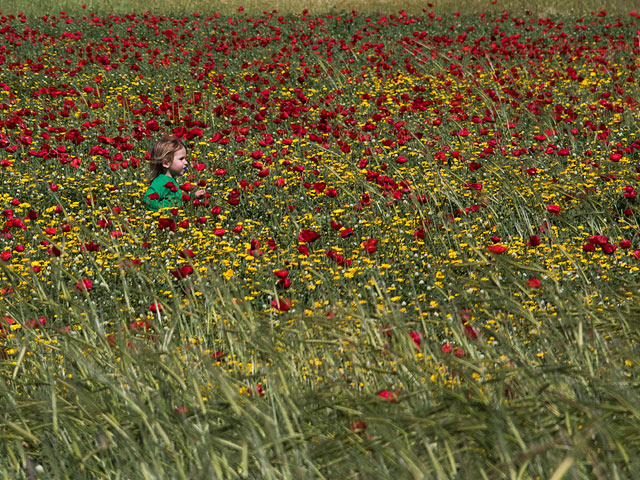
<box><xmin>1</xmin><ymin>5</ymin><xmax>640</xmax><ymax>478</ymax></box>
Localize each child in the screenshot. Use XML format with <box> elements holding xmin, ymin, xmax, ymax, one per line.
<box><xmin>143</xmin><ymin>136</ymin><xmax>205</xmax><ymax>211</ymax></box>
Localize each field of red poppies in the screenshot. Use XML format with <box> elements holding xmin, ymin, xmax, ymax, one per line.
<box><xmin>1</xmin><ymin>6</ymin><xmax>640</xmax><ymax>478</ymax></box>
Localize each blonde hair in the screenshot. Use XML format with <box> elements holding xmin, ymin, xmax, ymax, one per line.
<box><xmin>147</xmin><ymin>136</ymin><xmax>186</xmax><ymax>182</ymax></box>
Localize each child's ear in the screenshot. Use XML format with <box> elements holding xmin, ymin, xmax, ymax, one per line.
<box><xmin>162</xmin><ymin>157</ymin><xmax>172</xmax><ymax>168</ymax></box>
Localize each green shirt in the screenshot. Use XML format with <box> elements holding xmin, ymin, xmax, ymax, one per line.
<box><xmin>143</xmin><ymin>174</ymin><xmax>182</xmax><ymax>211</ymax></box>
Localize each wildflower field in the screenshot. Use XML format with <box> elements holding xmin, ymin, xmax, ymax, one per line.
<box><xmin>1</xmin><ymin>5</ymin><xmax>640</xmax><ymax>478</ymax></box>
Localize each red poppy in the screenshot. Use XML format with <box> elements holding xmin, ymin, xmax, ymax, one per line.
<box><xmin>210</xmin><ymin>351</ymin><xmax>225</xmax><ymax>360</ymax></box>
<box><xmin>546</xmin><ymin>204</ymin><xmax>561</xmax><ymax>215</ymax></box>
<box><xmin>589</xmin><ymin>235</ymin><xmax>609</xmax><ymax>245</ymax></box>
<box><xmin>362</xmin><ymin>238</ymin><xmax>378</xmax><ymax>254</ymax></box>
<box><xmin>526</xmin><ymin>277</ymin><xmax>541</xmax><ymax>288</ymax></box>
<box><xmin>266</xmin><ymin>239</ymin><xmax>278</xmax><ymax>251</ymax></box>
<box><xmin>157</xmin><ymin>218</ymin><xmax>177</xmax><ymax>231</ymax></box>
<box><xmin>76</xmin><ymin>278</ymin><xmax>93</xmax><ymax>291</ymax></box>
<box><xmin>27</xmin><ymin>317</ymin><xmax>47</xmax><ymax>328</ymax></box>
<box><xmin>487</xmin><ymin>244</ymin><xmax>507</xmax><ymax>254</ymax></box>
<box><xmin>340</xmin><ymin>227</ymin><xmax>353</xmax><ymax>238</ymax></box>
<box><xmin>171</xmin><ymin>265</ymin><xmax>194</xmax><ymax>279</ymax></box>
<box><xmin>271</xmin><ymin>297</ymin><xmax>291</xmax><ymax>311</ymax></box>
<box><xmin>410</xmin><ymin>331</ymin><xmax>422</xmax><ymax>348</ymax></box>
<box><xmin>83</xmin><ymin>242</ymin><xmax>100</xmax><ymax>252</ymax></box>
<box><xmin>149</xmin><ymin>302</ymin><xmax>163</xmax><ymax>313</ymax></box>
<box><xmin>527</xmin><ymin>235</ymin><xmax>541</xmax><ymax>247</ymax></box>
<box><xmin>326</xmin><ymin>250</ymin><xmax>352</xmax><ymax>267</ymax></box>
<box><xmin>464</xmin><ymin>324</ymin><xmax>480</xmax><ymax>339</ymax></box>
<box><xmin>274</xmin><ymin>270</ymin><xmax>289</xmax><ymax>279</ymax></box>
<box><xmin>377</xmin><ymin>390</ymin><xmax>400</xmax><ymax>402</ymax></box>
<box><xmin>313</xmin><ymin>182</ymin><xmax>326</xmax><ymax>193</ymax></box>
<box><xmin>623</xmin><ymin>186</ymin><xmax>636</xmax><ymax>199</ymax></box>
<box><xmin>164</xmin><ymin>181</ymin><xmax>178</xmax><ymax>193</ymax></box>
<box><xmin>128</xmin><ymin>320</ymin><xmax>152</xmax><ymax>330</ymax></box>
<box><xmin>298</xmin><ymin>229</ymin><xmax>320</xmax><ymax>243</ymax></box>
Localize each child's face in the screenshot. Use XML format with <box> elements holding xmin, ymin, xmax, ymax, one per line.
<box><xmin>163</xmin><ymin>146</ymin><xmax>188</xmax><ymax>178</ymax></box>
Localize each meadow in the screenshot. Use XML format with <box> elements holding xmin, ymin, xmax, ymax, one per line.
<box><xmin>1</xmin><ymin>4</ymin><xmax>640</xmax><ymax>479</ymax></box>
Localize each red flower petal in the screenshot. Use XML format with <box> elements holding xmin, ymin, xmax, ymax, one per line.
<box><xmin>362</xmin><ymin>238</ymin><xmax>378</xmax><ymax>254</ymax></box>
<box><xmin>546</xmin><ymin>204</ymin><xmax>561</xmax><ymax>215</ymax></box>
<box><xmin>75</xmin><ymin>278</ymin><xmax>93</xmax><ymax>291</ymax></box>
<box><xmin>526</xmin><ymin>277</ymin><xmax>541</xmax><ymax>288</ymax></box>
<box><xmin>298</xmin><ymin>229</ymin><xmax>320</xmax><ymax>243</ymax></box>
<box><xmin>486</xmin><ymin>244</ymin><xmax>507</xmax><ymax>254</ymax></box>
<box><xmin>410</xmin><ymin>331</ymin><xmax>422</xmax><ymax>348</ymax></box>
<box><xmin>377</xmin><ymin>390</ymin><xmax>400</xmax><ymax>402</ymax></box>
<box><xmin>271</xmin><ymin>297</ymin><xmax>291</xmax><ymax>311</ymax></box>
